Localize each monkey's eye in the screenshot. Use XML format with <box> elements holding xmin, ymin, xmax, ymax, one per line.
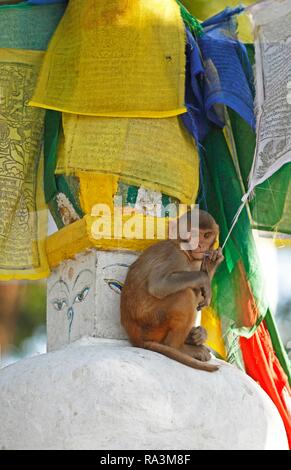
<box><xmin>104</xmin><ymin>278</ymin><xmax>123</xmax><ymax>294</ymax></box>
<box><xmin>74</xmin><ymin>287</ymin><xmax>90</xmax><ymax>304</ymax></box>
<box><xmin>204</xmin><ymin>231</ymin><xmax>214</xmax><ymax>239</ymax></box>
<box><xmin>52</xmin><ymin>299</ymin><xmax>67</xmax><ymax>311</ymax></box>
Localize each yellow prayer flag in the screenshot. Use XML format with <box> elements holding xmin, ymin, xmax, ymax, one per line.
<box><xmin>78</xmin><ymin>173</ymin><xmax>119</xmax><ymax>215</ymax></box>
<box><xmin>56</xmin><ymin>114</ymin><xmax>199</xmax><ymax>204</ymax></box>
<box><xmin>202</xmin><ymin>306</ymin><xmax>227</xmax><ymax>359</ymax></box>
<box><xmin>0</xmin><ymin>49</ymin><xmax>49</xmax><ymax>280</ymax></box>
<box><xmin>30</xmin><ymin>0</ymin><xmax>186</xmax><ymax>118</ymax></box>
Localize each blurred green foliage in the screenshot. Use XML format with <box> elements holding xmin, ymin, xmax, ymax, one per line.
<box><xmin>15</xmin><ymin>282</ymin><xmax>46</xmax><ymax>347</ymax></box>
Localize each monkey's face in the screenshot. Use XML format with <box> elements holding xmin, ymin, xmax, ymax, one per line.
<box><xmin>190</xmin><ymin>227</ymin><xmax>218</xmax><ymax>260</ymax></box>
<box><xmin>177</xmin><ymin>209</ymin><xmax>219</xmax><ymax>258</ymax></box>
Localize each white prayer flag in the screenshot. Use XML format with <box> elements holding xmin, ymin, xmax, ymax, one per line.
<box><xmin>248</xmin><ymin>0</ymin><xmax>291</xmax><ymax>191</ymax></box>
<box><xmin>222</xmin><ymin>0</ymin><xmax>291</xmax><ymax>249</ymax></box>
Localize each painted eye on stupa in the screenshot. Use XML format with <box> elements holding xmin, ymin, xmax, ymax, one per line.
<box><xmin>52</xmin><ymin>299</ymin><xmax>67</xmax><ymax>311</ymax></box>
<box><xmin>74</xmin><ymin>287</ymin><xmax>90</xmax><ymax>304</ymax></box>
<box><xmin>104</xmin><ymin>278</ymin><xmax>124</xmax><ymax>294</ymax></box>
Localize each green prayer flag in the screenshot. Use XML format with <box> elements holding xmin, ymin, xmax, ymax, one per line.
<box><xmin>0</xmin><ymin>2</ymin><xmax>66</xmax><ymax>51</ymax></box>
<box><xmin>199</xmin><ymin>125</ymin><xmax>268</xmax><ymax>337</ymax></box>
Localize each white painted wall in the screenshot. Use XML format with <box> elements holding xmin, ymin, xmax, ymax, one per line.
<box><xmin>47</xmin><ymin>250</ymin><xmax>138</xmax><ymax>351</ymax></box>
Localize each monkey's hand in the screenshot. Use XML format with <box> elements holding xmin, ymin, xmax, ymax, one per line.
<box><xmin>196</xmin><ymin>272</ymin><xmax>211</xmax><ymax>309</ymax></box>
<box><xmin>201</xmin><ymin>248</ymin><xmax>224</xmax><ymax>279</ymax></box>
<box><xmin>185</xmin><ymin>326</ymin><xmax>207</xmax><ymax>346</ymax></box>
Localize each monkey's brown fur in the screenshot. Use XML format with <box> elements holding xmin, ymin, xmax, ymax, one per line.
<box><xmin>121</xmin><ymin>210</ymin><xmax>223</xmax><ymax>372</ymax></box>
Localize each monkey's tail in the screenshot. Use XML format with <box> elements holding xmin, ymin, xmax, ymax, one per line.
<box><xmin>141</xmin><ymin>341</ymin><xmax>219</xmax><ymax>372</ymax></box>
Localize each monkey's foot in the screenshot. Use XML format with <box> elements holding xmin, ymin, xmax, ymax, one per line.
<box><xmin>182</xmin><ymin>344</ymin><xmax>211</xmax><ymax>362</ymax></box>
<box><xmin>192</xmin><ymin>345</ymin><xmax>211</xmax><ymax>362</ymax></box>
<box><xmin>185</xmin><ymin>326</ymin><xmax>207</xmax><ymax>346</ymax></box>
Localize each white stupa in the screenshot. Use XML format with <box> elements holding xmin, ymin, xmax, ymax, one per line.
<box><xmin>0</xmin><ymin>250</ymin><xmax>288</xmax><ymax>450</ymax></box>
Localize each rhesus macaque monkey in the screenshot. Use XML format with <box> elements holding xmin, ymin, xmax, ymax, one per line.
<box><xmin>120</xmin><ymin>210</ymin><xmax>224</xmax><ymax>372</ymax></box>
